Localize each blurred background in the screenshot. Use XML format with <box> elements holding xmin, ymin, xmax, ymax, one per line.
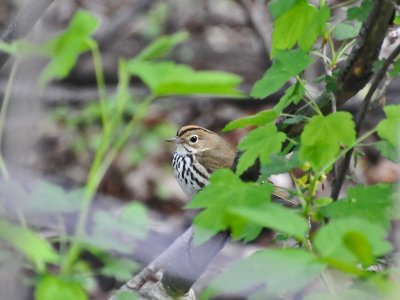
<box><xmin>1</xmin><ymin>0</ymin><xmax>400</xmax><ymax>299</ymax></box>
<box><xmin>0</xmin><ymin>0</ymin><xmax>277</xmax><ymax>298</ymax></box>
<box><xmin>0</xmin><ymin>0</ymin><xmax>274</xmax><ymax>206</ymax></box>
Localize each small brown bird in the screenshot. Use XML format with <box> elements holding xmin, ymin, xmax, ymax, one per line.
<box><xmin>166</xmin><ymin>125</ymin><xmax>236</xmax><ymax>197</ymax></box>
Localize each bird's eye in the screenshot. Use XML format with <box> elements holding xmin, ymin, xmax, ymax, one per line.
<box><xmin>189</xmin><ymin>135</ymin><xmax>198</xmax><ymax>143</ymax></box>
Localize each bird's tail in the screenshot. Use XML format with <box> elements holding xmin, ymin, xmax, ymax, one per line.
<box><xmin>272</xmin><ymin>185</ymin><xmax>297</xmax><ymax>206</ymax></box>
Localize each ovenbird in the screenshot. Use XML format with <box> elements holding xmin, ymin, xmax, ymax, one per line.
<box><xmin>166</xmin><ymin>125</ymin><xmax>236</xmax><ymax>197</ymax></box>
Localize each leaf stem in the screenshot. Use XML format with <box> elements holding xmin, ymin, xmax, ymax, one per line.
<box><xmin>290</xmin><ymin>171</ymin><xmax>307</xmax><ymax>208</ymax></box>
<box><xmin>320</xmin><ymin>128</ymin><xmax>377</xmax><ymax>178</ymax></box>
<box><xmin>62</xmin><ymin>42</ymin><xmax>112</xmax><ymax>274</ymax></box>
<box><xmin>331</xmin><ymin>42</ymin><xmax>400</xmax><ymax>200</ymax></box>
<box><xmin>61</xmin><ymin>94</ymin><xmax>156</xmax><ymax>274</ymax></box>
<box><xmin>88</xmin><ymin>39</ymin><xmax>109</xmax><ymax>131</ymax></box>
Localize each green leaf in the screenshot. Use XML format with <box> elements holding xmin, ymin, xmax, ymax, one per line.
<box><xmin>282</xmin><ymin>114</ymin><xmax>308</xmax><ymax>126</ymax></box>
<box><xmin>128</xmin><ymin>61</ymin><xmax>243</xmax><ymax>97</ymax></box>
<box><xmin>236</xmin><ymin>123</ymin><xmax>286</xmax><ymax>176</ymax></box>
<box><xmin>268</xmin><ymin>0</ymin><xmax>299</xmax><ymax>19</ymax></box>
<box><xmin>35</xmin><ymin>275</ymin><xmax>87</xmax><ymax>300</ymax></box>
<box><xmin>347</xmin><ymin>0</ymin><xmax>373</xmax><ymax>21</ymax></box>
<box><xmin>377</xmin><ymin>105</ymin><xmax>400</xmax><ymax>147</ymax></box>
<box><xmin>0</xmin><ymin>41</ymin><xmax>18</xmax><ymax>54</ymax></box>
<box><xmin>0</xmin><ymin>220</ymin><xmax>58</xmax><ymax>272</ymax></box>
<box><xmin>0</xmin><ymin>40</ymin><xmax>56</xmax><ymax>57</ymax></box>
<box><xmin>0</xmin><ymin>179</ymin><xmax>84</xmax><ymax>215</ymax></box>
<box><xmin>300</xmin><ymin>112</ymin><xmax>356</xmax><ymax>171</ymax></box>
<box><xmin>314</xmin><ymin>218</ymin><xmax>392</xmax><ymax>265</ymax></box>
<box><xmin>343</xmin><ymin>231</ymin><xmax>374</xmax><ymax>266</ymax></box>
<box><xmin>333</xmin><ymin>22</ymin><xmax>362</xmax><ymax>41</ymax></box>
<box><xmin>230</xmin><ymin>203</ymin><xmax>308</xmax><ymax>240</ymax></box>
<box><xmin>86</xmin><ymin>202</ymin><xmax>148</xmax><ymax>253</ymax></box>
<box><xmin>101</xmin><ymin>257</ymin><xmax>139</xmax><ymax>281</ymax></box>
<box><xmin>306</xmin><ymin>274</ymin><xmax>400</xmax><ymax>300</ymax></box>
<box><xmin>313</xmin><ymin>197</ymin><xmax>333</xmax><ymax>208</ymax></box>
<box><xmin>320</xmin><ymin>184</ymin><xmax>395</xmax><ymax>229</ymax></box>
<box><xmin>140</xmin><ymin>2</ymin><xmax>170</xmax><ymax>38</ymax></box>
<box><xmin>306</xmin><ymin>285</ymin><xmax>391</xmax><ymax>300</ymax></box>
<box><xmin>135</xmin><ymin>31</ymin><xmax>188</xmax><ymax>61</ymax></box>
<box><xmin>222</xmin><ymin>110</ymin><xmax>277</xmax><ymax>132</ymax></box>
<box><xmin>201</xmin><ymin>249</ymin><xmax>325</xmax><ymax>300</ymax></box>
<box><xmin>375</xmin><ymin>140</ymin><xmax>399</xmax><ymax>162</ymax></box>
<box><xmin>251</xmin><ymin>49</ymin><xmax>314</xmax><ymax>99</ymax></box>
<box><xmin>395</xmin><ymin>15</ymin><xmax>400</xmax><ymax>26</ymax></box>
<box><xmin>273</xmin><ymin>81</ymin><xmax>305</xmax><ymax>112</ymax></box>
<box><xmin>29</xmin><ymin>181</ymin><xmax>83</xmax><ymax>214</ymax></box>
<box><xmin>260</xmin><ymin>150</ymin><xmax>302</xmax><ymax>177</ymax></box>
<box><xmin>93</xmin><ymin>202</ymin><xmax>148</xmax><ymax>238</ymax></box>
<box><xmin>389</xmin><ymin>60</ymin><xmax>400</xmax><ymax>78</ymax></box>
<box><xmin>271</xmin><ymin>1</ymin><xmax>329</xmax><ymax>55</ymax></box>
<box><xmin>40</xmin><ymin>10</ymin><xmax>99</xmax><ymax>85</ymax></box>
<box><xmin>186</xmin><ymin>169</ymin><xmax>273</xmax><ymax>244</ymax></box>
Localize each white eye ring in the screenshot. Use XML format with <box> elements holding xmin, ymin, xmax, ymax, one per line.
<box><xmin>189</xmin><ymin>135</ymin><xmax>198</xmax><ymax>143</ymax></box>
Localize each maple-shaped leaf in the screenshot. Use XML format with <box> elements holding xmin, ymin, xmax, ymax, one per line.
<box><xmin>251</xmin><ymin>49</ymin><xmax>313</xmax><ymax>99</ymax></box>
<box><xmin>186</xmin><ymin>169</ymin><xmax>273</xmax><ymax>244</ymax></box>
<box><xmin>271</xmin><ymin>1</ymin><xmax>330</xmax><ymax>55</ymax></box>
<box><xmin>377</xmin><ymin>105</ymin><xmax>400</xmax><ymax>147</ymax></box>
<box><xmin>236</xmin><ymin>123</ymin><xmax>286</xmax><ymax>176</ymax></box>
<box><xmin>300</xmin><ymin>112</ymin><xmax>356</xmax><ymax>171</ymax></box>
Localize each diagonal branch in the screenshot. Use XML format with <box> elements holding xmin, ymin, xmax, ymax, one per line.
<box><xmin>280</xmin><ymin>0</ymin><xmax>395</xmax><ymax>137</ymax></box>
<box><xmin>109</xmin><ymin>152</ymin><xmax>260</xmax><ymax>299</ymax></box>
<box><xmin>330</xmin><ymin>42</ymin><xmax>400</xmax><ymax>200</ymax></box>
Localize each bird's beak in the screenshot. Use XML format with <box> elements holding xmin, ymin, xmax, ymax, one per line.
<box><xmin>165</xmin><ymin>136</ymin><xmax>183</xmax><ymax>144</ymax></box>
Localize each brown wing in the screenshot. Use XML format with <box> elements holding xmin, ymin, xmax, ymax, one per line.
<box><xmin>197</xmin><ymin>149</ymin><xmax>236</xmax><ymax>173</ymax></box>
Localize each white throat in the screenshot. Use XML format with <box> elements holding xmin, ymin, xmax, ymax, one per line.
<box><xmin>175</xmin><ymin>144</ymin><xmax>198</xmax><ymax>155</ymax></box>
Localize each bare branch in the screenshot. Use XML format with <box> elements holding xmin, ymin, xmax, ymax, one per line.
<box><xmin>281</xmin><ymin>0</ymin><xmax>395</xmax><ymax>137</ymax></box>
<box><xmin>110</xmin><ymin>151</ymin><xmax>260</xmax><ymax>299</ymax></box>
<box><xmin>330</xmin><ymin>42</ymin><xmax>400</xmax><ymax>199</ymax></box>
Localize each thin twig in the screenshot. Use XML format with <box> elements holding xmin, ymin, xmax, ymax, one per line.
<box><xmin>331</xmin><ymin>42</ymin><xmax>400</xmax><ymax>200</ymax></box>
<box><xmin>281</xmin><ymin>0</ymin><xmax>395</xmax><ymax>138</ymax></box>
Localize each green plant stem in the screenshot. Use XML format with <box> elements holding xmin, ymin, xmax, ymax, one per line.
<box><xmin>110</xmin><ymin>60</ymin><xmax>130</xmax><ymax>130</ymax></box>
<box><xmin>335</xmin><ymin>40</ymin><xmax>355</xmax><ymax>64</ymax></box>
<box><xmin>303</xmin><ymin>171</ymin><xmax>319</xmax><ymax>221</ymax></box>
<box><xmin>61</xmin><ymin>94</ymin><xmax>155</xmax><ymax>274</ymax></box>
<box><xmin>0</xmin><ymin>58</ymin><xmax>19</xmax><ymax>178</ymax></box>
<box><xmin>88</xmin><ymin>39</ymin><xmax>109</xmax><ymax>131</ymax></box>
<box><xmin>113</xmin><ymin>95</ymin><xmax>155</xmax><ymax>152</ymax></box>
<box><xmin>296</xmin><ymin>77</ymin><xmax>323</xmax><ymax>116</ymax></box>
<box><xmin>285</xmin><ymin>137</ymin><xmax>298</xmax><ymax>146</ymax></box>
<box><xmin>280</xmin><ymin>112</ymin><xmax>309</xmax><ymax>119</ymax></box>
<box><xmin>62</xmin><ymin>41</ymin><xmax>112</xmax><ymax>274</ymax></box>
<box><xmin>290</xmin><ymin>171</ymin><xmax>306</xmax><ymax>208</ymax></box>
<box><xmin>328</xmin><ymin>35</ymin><xmax>337</xmax><ymax>68</ymax></box>
<box><xmin>319</xmin><ymin>128</ymin><xmax>377</xmax><ymax>178</ymax></box>
<box><xmin>312</xmin><ymin>50</ymin><xmax>332</xmax><ymax>65</ymax></box>
<box><xmin>331</xmin><ymin>41</ymin><xmax>400</xmax><ymax>200</ymax></box>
